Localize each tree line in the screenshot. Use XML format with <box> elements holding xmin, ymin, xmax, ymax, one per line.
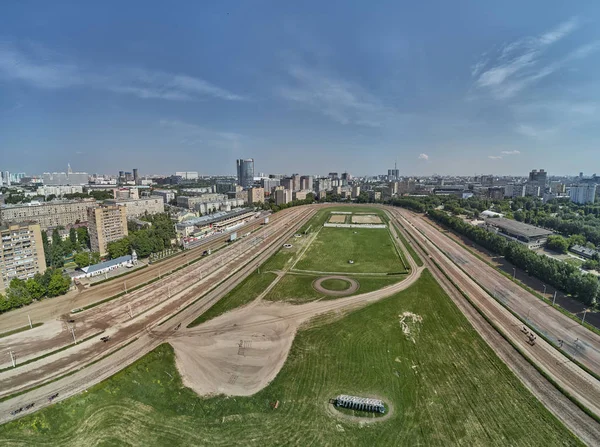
<box><xmin>107</xmin><ymin>213</ymin><xmax>176</xmax><ymax>259</ymax></box>
<box><xmin>427</xmin><ymin>209</ymin><xmax>599</xmax><ymax>305</ymax></box>
<box><xmin>0</xmin><ymin>269</ymin><xmax>72</xmax><ymax>314</ymax></box>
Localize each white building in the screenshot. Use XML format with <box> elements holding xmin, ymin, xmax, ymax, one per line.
<box><xmin>569</xmin><ymin>184</ymin><xmax>597</xmax><ymax>204</ymax></box>
<box><xmin>36</xmin><ymin>185</ymin><xmax>84</xmax><ymax>197</ymax></box>
<box><xmin>104</xmin><ymin>196</ymin><xmax>165</xmax><ymax>218</ymax></box>
<box><xmin>504</xmin><ymin>184</ymin><xmax>526</xmax><ymax>198</ymax></box>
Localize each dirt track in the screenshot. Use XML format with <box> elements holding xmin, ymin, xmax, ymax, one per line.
<box><xmin>2</xmin><ymin>204</ymin><xmax>600</xmax><ymax>444</ymax></box>
<box><xmin>312</xmin><ymin>276</ymin><xmax>359</xmax><ymax>296</ymax></box>
<box><xmin>387</xmin><ymin>207</ymin><xmax>600</xmax><ymax>444</ymax></box>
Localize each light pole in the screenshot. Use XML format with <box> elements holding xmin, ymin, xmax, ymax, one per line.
<box><xmin>128</xmin><ymin>303</ymin><xmax>133</xmax><ymax>319</ymax></box>
<box><xmin>513</xmin><ymin>267</ymin><xmax>516</xmax><ymax>279</ymax></box>
<box><xmin>27</xmin><ymin>314</ymin><xmax>32</xmax><ymax>329</ymax></box>
<box><xmin>582</xmin><ymin>309</ymin><xmax>589</xmax><ymax>324</ymax></box>
<box><xmin>124</xmin><ymin>280</ymin><xmax>127</xmax><ymax>294</ymax></box>
<box><xmin>543</xmin><ymin>284</ymin><xmax>547</xmax><ymax>297</ymax></box>
<box><xmin>70</xmin><ymin>326</ymin><xmax>77</xmax><ymax>344</ymax></box>
<box><xmin>527</xmin><ymin>307</ymin><xmax>532</xmax><ymax>320</ymax></box>
<box><xmin>552</xmin><ymin>291</ymin><xmax>557</xmax><ymax>306</ymax></box>
<box><xmin>8</xmin><ymin>349</ymin><xmax>16</xmax><ymax>368</ymax></box>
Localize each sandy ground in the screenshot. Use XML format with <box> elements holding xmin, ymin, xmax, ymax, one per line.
<box><xmin>351</xmin><ymin>215</ymin><xmax>382</xmax><ymax>224</ymax></box>
<box><xmin>169</xmin><ymin>240</ymin><xmax>422</xmax><ymax>397</ymax></box>
<box><xmin>328</xmin><ymin>215</ymin><xmax>347</xmax><ymax>224</ymax></box>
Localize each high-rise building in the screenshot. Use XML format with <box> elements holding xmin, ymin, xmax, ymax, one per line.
<box><xmin>528</xmin><ymin>169</ymin><xmax>548</xmax><ymax>189</ymax></box>
<box><xmin>274</xmin><ymin>189</ymin><xmax>291</xmax><ymax>206</ymax></box>
<box><xmin>248</xmin><ymin>187</ymin><xmax>265</xmax><ymax>204</ymax></box>
<box><xmin>351</xmin><ymin>185</ymin><xmax>361</xmax><ymax>198</ymax></box>
<box><xmin>88</xmin><ymin>205</ymin><xmax>128</xmax><ymax>256</ymax></box>
<box><xmin>281</xmin><ymin>177</ymin><xmax>294</xmax><ymax>191</ymax></box>
<box><xmin>300</xmin><ymin>175</ymin><xmax>314</xmax><ymax>191</ymax></box>
<box><xmin>133</xmin><ymin>168</ymin><xmax>139</xmax><ymax>184</ymax></box>
<box><xmin>291</xmin><ymin>174</ymin><xmax>301</xmax><ymax>191</ymax></box>
<box><xmin>261</xmin><ymin>178</ymin><xmax>280</xmax><ymax>192</ymax></box>
<box><xmin>569</xmin><ymin>184</ymin><xmax>597</xmax><ymax>204</ymax></box>
<box><xmin>328</xmin><ymin>172</ymin><xmax>339</xmax><ymax>179</ymax></box>
<box><xmin>0</xmin><ymin>222</ymin><xmax>47</xmax><ymax>292</ymax></box>
<box><xmin>43</xmin><ymin>164</ymin><xmax>89</xmax><ymax>185</ymax></box>
<box><xmin>236</xmin><ymin>159</ymin><xmax>254</xmax><ymax>189</ymax></box>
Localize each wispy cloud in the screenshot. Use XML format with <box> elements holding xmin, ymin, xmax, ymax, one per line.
<box><xmin>159</xmin><ymin>119</ymin><xmax>243</xmax><ymax>149</ymax></box>
<box><xmin>278</xmin><ymin>65</ymin><xmax>394</xmax><ymax>127</ymax></box>
<box><xmin>418</xmin><ymin>153</ymin><xmax>429</xmax><ymax>161</ymax></box>
<box><xmin>488</xmin><ymin>155</ymin><xmax>503</xmax><ymax>160</ymax></box>
<box><xmin>488</xmin><ymin>149</ymin><xmax>520</xmax><ymax>160</ymax></box>
<box><xmin>471</xmin><ymin>18</ymin><xmax>600</xmax><ymax>100</ymax></box>
<box><xmin>0</xmin><ymin>41</ymin><xmax>244</xmax><ymax>102</ymax></box>
<box><xmin>501</xmin><ymin>150</ymin><xmax>520</xmax><ymax>155</ymax></box>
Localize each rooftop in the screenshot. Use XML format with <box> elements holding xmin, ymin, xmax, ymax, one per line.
<box><xmin>176</xmin><ymin>208</ymin><xmax>252</xmax><ymax>228</ymax></box>
<box><xmin>485</xmin><ymin>217</ymin><xmax>553</xmax><ymax>239</ymax></box>
<box><xmin>81</xmin><ymin>255</ymin><xmax>133</xmax><ymax>274</ymax></box>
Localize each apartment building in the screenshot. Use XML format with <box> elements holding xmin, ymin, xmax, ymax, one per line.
<box><xmin>104</xmin><ymin>197</ymin><xmax>164</xmax><ymax>219</ymax></box>
<box><xmin>0</xmin><ymin>222</ymin><xmax>47</xmax><ymax>292</ymax></box>
<box><xmin>0</xmin><ymin>199</ymin><xmax>97</xmax><ymax>230</ymax></box>
<box><xmin>248</xmin><ymin>187</ymin><xmax>265</xmax><ymax>204</ymax></box>
<box><xmin>88</xmin><ymin>205</ymin><xmax>128</xmax><ymax>256</ymax></box>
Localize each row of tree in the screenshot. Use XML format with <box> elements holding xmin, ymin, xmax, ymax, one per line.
<box><xmin>107</xmin><ymin>213</ymin><xmax>176</xmax><ymax>259</ymax></box>
<box><xmin>42</xmin><ymin>227</ymin><xmax>90</xmax><ymax>268</ymax></box>
<box><xmin>254</xmin><ymin>193</ymin><xmax>316</xmax><ymax>214</ymax></box>
<box><xmin>427</xmin><ymin>209</ymin><xmax>599</xmax><ymax>305</ymax></box>
<box><xmin>0</xmin><ymin>269</ymin><xmax>72</xmax><ymax>314</ymax></box>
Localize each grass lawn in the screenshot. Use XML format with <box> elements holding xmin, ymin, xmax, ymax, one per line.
<box><xmin>0</xmin><ymin>271</ymin><xmax>578</xmax><ymax>446</ymax></box>
<box><xmin>320</xmin><ymin>278</ymin><xmax>351</xmax><ymax>290</ymax></box>
<box><xmin>187</xmin><ymin>271</ymin><xmax>277</xmax><ymax>327</ymax></box>
<box><xmin>294</xmin><ymin>227</ymin><xmax>404</xmax><ymax>274</ymax></box>
<box><xmin>264</xmin><ymin>274</ymin><xmax>404</xmax><ymax>304</ymax></box>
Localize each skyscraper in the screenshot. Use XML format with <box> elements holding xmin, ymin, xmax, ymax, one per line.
<box><xmin>236</xmin><ymin>159</ymin><xmax>254</xmax><ymax>189</ymax></box>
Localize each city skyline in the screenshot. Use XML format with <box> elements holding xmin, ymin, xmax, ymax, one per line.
<box><xmin>2</xmin><ymin>2</ymin><xmax>600</xmax><ymax>175</ymax></box>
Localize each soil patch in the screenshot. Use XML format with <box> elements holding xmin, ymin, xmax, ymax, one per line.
<box><xmin>313</xmin><ymin>276</ymin><xmax>359</xmax><ymax>296</ymax></box>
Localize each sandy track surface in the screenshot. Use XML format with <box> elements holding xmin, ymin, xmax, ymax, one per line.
<box><xmin>0</xmin><ymin>214</ymin><xmax>272</xmax><ymax>336</ymax></box>
<box><xmin>386</xmin><ymin>207</ymin><xmax>600</xmax><ymax>444</ymax></box>
<box><xmin>0</xmin><ymin>207</ymin><xmax>315</xmax><ymax>407</ymax></box>
<box><xmin>168</xmin><ymin>238</ymin><xmax>422</xmax><ymax>397</ymax></box>
<box><xmin>351</xmin><ymin>215</ymin><xmax>381</xmax><ymax>224</ymax></box>
<box><xmin>386</xmin><ymin>209</ymin><xmax>600</xmax><ymax>445</ymax></box>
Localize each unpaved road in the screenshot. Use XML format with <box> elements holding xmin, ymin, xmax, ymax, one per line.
<box><xmin>388</xmin><ymin>207</ymin><xmax>600</xmax><ymax>444</ymax></box>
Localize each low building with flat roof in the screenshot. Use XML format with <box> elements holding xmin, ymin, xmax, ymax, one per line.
<box><xmin>481</xmin><ymin>217</ymin><xmax>553</xmax><ymax>249</ymax></box>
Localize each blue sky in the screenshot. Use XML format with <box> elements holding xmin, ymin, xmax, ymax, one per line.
<box><xmin>1</xmin><ymin>1</ymin><xmax>600</xmax><ymax>176</ymax></box>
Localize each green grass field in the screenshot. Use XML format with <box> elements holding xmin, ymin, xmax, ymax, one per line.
<box><xmin>294</xmin><ymin>227</ymin><xmax>405</xmax><ymax>274</ymax></box>
<box><xmin>264</xmin><ymin>274</ymin><xmax>405</xmax><ymax>304</ymax></box>
<box><xmin>320</xmin><ymin>278</ymin><xmax>351</xmax><ymax>290</ymax></box>
<box><xmin>0</xmin><ymin>271</ymin><xmax>578</xmax><ymax>446</ymax></box>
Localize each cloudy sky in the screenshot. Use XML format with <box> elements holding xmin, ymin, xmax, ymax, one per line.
<box><xmin>1</xmin><ymin>1</ymin><xmax>600</xmax><ymax>176</ymax></box>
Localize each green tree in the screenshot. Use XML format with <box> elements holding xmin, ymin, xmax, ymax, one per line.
<box><xmin>567</xmin><ymin>234</ymin><xmax>586</xmax><ymax>248</ymax></box>
<box><xmin>77</xmin><ymin>226</ymin><xmax>90</xmax><ymax>249</ymax></box>
<box><xmin>47</xmin><ymin>272</ymin><xmax>71</xmax><ymax>297</ymax></box>
<box><xmin>25</xmin><ymin>278</ymin><xmax>46</xmax><ymax>300</ymax></box>
<box><xmin>74</xmin><ymin>252</ymin><xmax>92</xmax><ymax>268</ymax></box>
<box><xmin>107</xmin><ymin>238</ymin><xmax>131</xmax><ymax>259</ymax></box>
<box><xmin>546</xmin><ymin>235</ymin><xmax>569</xmax><ymax>254</ymax></box>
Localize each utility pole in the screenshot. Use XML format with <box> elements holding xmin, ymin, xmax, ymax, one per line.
<box><xmin>582</xmin><ymin>309</ymin><xmax>589</xmax><ymax>324</ymax></box>
<box><xmin>552</xmin><ymin>291</ymin><xmax>557</xmax><ymax>306</ymax></box>
<box><xmin>27</xmin><ymin>314</ymin><xmax>32</xmax><ymax>329</ymax></box>
<box><xmin>124</xmin><ymin>280</ymin><xmax>127</xmax><ymax>294</ymax></box>
<box><xmin>128</xmin><ymin>303</ymin><xmax>133</xmax><ymax>319</ymax></box>
<box><xmin>543</xmin><ymin>284</ymin><xmax>547</xmax><ymax>297</ymax></box>
<box><xmin>70</xmin><ymin>326</ymin><xmax>77</xmax><ymax>344</ymax></box>
<box><xmin>8</xmin><ymin>349</ymin><xmax>16</xmax><ymax>368</ymax></box>
<box><xmin>513</xmin><ymin>268</ymin><xmax>516</xmax><ymax>279</ymax></box>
